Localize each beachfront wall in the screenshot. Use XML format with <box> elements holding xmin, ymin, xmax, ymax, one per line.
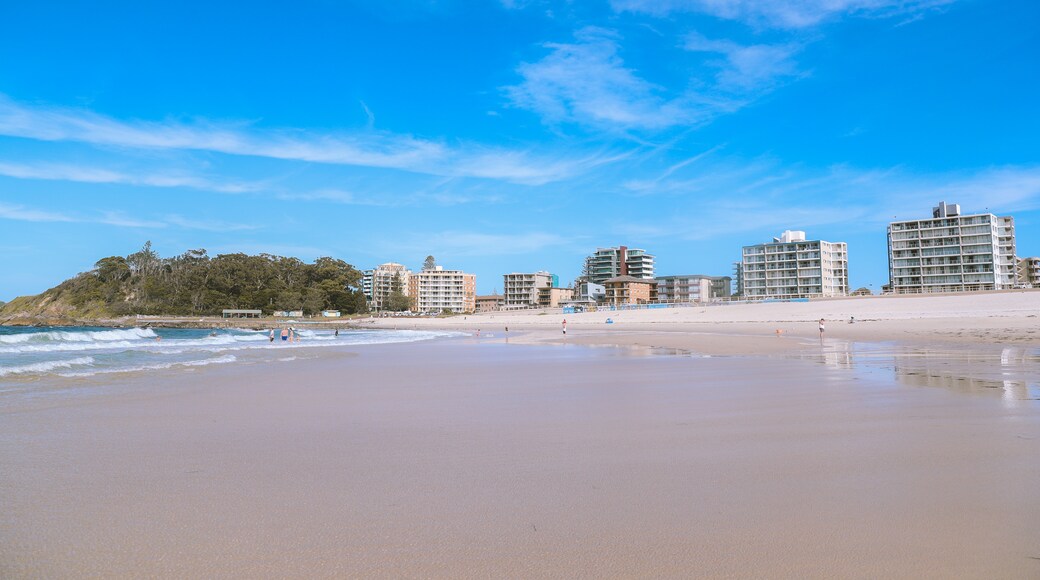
<box><xmin>887</xmin><ymin>202</ymin><xmax>1017</xmax><ymax>294</ymax></box>
<box><xmin>408</xmin><ymin>266</ymin><xmax>477</xmax><ymax>313</ymax></box>
<box><xmin>603</xmin><ymin>276</ymin><xmax>658</xmax><ymax>306</ymax></box>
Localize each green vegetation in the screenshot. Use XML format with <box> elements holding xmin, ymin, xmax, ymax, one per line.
<box><xmin>384</xmin><ymin>273</ymin><xmax>411</xmax><ymax>312</ymax></box>
<box><xmin>0</xmin><ymin>242</ymin><xmax>368</xmax><ymax>318</ymax></box>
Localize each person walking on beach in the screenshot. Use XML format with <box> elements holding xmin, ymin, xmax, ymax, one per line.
<box><xmin>562</xmin><ymin>318</ymin><xmax>567</xmax><ymax>335</ymax></box>
<box><xmin>819</xmin><ymin>318</ymin><xmax>826</xmax><ymax>336</ymax></box>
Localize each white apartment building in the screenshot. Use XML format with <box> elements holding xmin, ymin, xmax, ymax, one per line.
<box><xmin>363</xmin><ymin>262</ymin><xmax>411</xmax><ymax>310</ymax></box>
<box><xmin>408</xmin><ymin>266</ymin><xmax>476</xmax><ymax>313</ymax></box>
<box><xmin>656</xmin><ymin>275</ymin><xmax>732</xmax><ymax>303</ymax></box>
<box><xmin>887</xmin><ymin>202</ymin><xmax>1016</xmax><ymax>294</ymax></box>
<box><xmin>584</xmin><ymin>246</ymin><xmax>655</xmax><ymax>285</ymax></box>
<box><xmin>503</xmin><ymin>271</ymin><xmax>556</xmax><ymax>309</ymax></box>
<box><xmin>741</xmin><ymin>230</ymin><xmax>849</xmax><ymax>299</ymax></box>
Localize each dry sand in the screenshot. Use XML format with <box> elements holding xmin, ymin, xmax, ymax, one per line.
<box><xmin>365</xmin><ymin>291</ymin><xmax>1040</xmax><ymax>355</ymax></box>
<box><xmin>2</xmin><ymin>293</ymin><xmax>1040</xmax><ymax>578</ymax></box>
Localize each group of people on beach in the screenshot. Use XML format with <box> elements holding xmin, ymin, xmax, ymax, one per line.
<box><xmin>269</xmin><ymin>327</ymin><xmax>299</xmax><ymax>343</ymax></box>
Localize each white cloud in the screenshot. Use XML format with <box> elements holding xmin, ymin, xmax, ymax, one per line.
<box><xmin>0</xmin><ymin>95</ymin><xmax>609</xmax><ymax>186</ymax></box>
<box><xmin>505</xmin><ymin>27</ymin><xmax>800</xmax><ymax>132</ymax></box>
<box><xmin>0</xmin><ymin>202</ymin><xmax>76</xmax><ymax>223</ymax></box>
<box><xmin>610</xmin><ymin>0</ymin><xmax>955</xmax><ymax>29</ymax></box>
<box><xmin>0</xmin><ymin>161</ymin><xmax>259</xmax><ymax>193</ymax></box>
<box><xmin>505</xmin><ymin>27</ymin><xmax>723</xmax><ymax>131</ymax></box>
<box><xmin>684</xmin><ymin>33</ymin><xmax>801</xmax><ymax>90</ymax></box>
<box><xmin>0</xmin><ymin>200</ymin><xmax>257</xmax><ymax>231</ymax></box>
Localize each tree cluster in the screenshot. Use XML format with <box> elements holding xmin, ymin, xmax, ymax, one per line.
<box><xmin>47</xmin><ymin>242</ymin><xmax>368</xmax><ymax>317</ymax></box>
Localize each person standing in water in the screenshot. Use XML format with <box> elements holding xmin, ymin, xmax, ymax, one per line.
<box><xmin>819</xmin><ymin>318</ymin><xmax>826</xmax><ymax>336</ymax></box>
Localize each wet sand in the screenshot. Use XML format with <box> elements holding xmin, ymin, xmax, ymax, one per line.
<box><xmin>2</xmin><ymin>338</ymin><xmax>1040</xmax><ymax>578</ymax></box>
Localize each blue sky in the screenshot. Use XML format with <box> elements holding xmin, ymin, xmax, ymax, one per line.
<box><xmin>1</xmin><ymin>0</ymin><xmax>1038</xmax><ymax>301</ymax></box>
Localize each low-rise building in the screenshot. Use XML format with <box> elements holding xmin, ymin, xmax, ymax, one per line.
<box><xmin>1017</xmin><ymin>257</ymin><xmax>1040</xmax><ymax>288</ymax></box>
<box><xmin>503</xmin><ymin>271</ymin><xmax>557</xmax><ymax>309</ymax></box>
<box><xmin>538</xmin><ymin>286</ymin><xmax>574</xmax><ymax>308</ymax></box>
<box><xmin>604</xmin><ymin>276</ymin><xmax>658</xmax><ymax>306</ymax></box>
<box><xmin>656</xmin><ymin>275</ymin><xmax>732</xmax><ymax>303</ymax></box>
<box><xmin>475</xmin><ymin>294</ymin><xmax>504</xmax><ymax>312</ymax></box>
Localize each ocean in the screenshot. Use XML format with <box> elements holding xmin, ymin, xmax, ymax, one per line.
<box><xmin>0</xmin><ymin>325</ymin><xmax>460</xmax><ymax>383</ymax></box>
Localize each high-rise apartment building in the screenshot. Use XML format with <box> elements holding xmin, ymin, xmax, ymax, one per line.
<box><xmin>584</xmin><ymin>246</ymin><xmax>655</xmax><ymax>285</ymax></box>
<box><xmin>503</xmin><ymin>271</ymin><xmax>557</xmax><ymax>309</ymax></box>
<box><xmin>408</xmin><ymin>266</ymin><xmax>476</xmax><ymax>313</ymax></box>
<box><xmin>741</xmin><ymin>230</ymin><xmax>848</xmax><ymax>299</ymax></box>
<box><xmin>887</xmin><ymin>202</ymin><xmax>1016</xmax><ymax>294</ymax></box>
<box><xmin>363</xmin><ymin>262</ymin><xmax>411</xmax><ymax>311</ymax></box>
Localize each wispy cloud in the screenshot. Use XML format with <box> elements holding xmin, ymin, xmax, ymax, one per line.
<box><xmin>505</xmin><ymin>27</ymin><xmax>800</xmax><ymax>132</ymax></box>
<box><xmin>0</xmin><ymin>201</ymin><xmax>257</xmax><ymax>231</ymax></box>
<box><xmin>0</xmin><ymin>95</ymin><xmax>610</xmax><ymax>186</ymax></box>
<box><xmin>0</xmin><ymin>202</ymin><xmax>76</xmax><ymax>223</ymax></box>
<box><xmin>0</xmin><ymin>161</ymin><xmax>260</xmax><ymax>193</ymax></box>
<box><xmin>165</xmin><ymin>214</ymin><xmax>259</xmax><ymax>232</ymax></box>
<box><xmin>505</xmin><ymin>27</ymin><xmax>728</xmax><ymax>131</ymax></box>
<box><xmin>684</xmin><ymin>33</ymin><xmax>802</xmax><ymax>91</ymax></box>
<box><xmin>610</xmin><ymin>0</ymin><xmax>955</xmax><ymax>29</ymax></box>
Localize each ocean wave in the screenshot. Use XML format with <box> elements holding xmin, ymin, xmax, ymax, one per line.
<box><xmin>0</xmin><ymin>356</ymin><xmax>96</xmax><ymax>377</ymax></box>
<box><xmin>0</xmin><ymin>327</ymin><xmax>157</xmax><ymax>344</ymax></box>
<box><xmin>57</xmin><ymin>355</ymin><xmax>238</xmax><ymax>377</ymax></box>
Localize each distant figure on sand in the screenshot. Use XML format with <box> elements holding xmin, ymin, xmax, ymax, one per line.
<box><xmin>849</xmin><ymin>316</ymin><xmax>855</xmax><ymax>324</ymax></box>
<box><xmin>819</xmin><ymin>319</ymin><xmax>826</xmax><ymax>335</ymax></box>
<box><xmin>562</xmin><ymin>318</ymin><xmax>567</xmax><ymax>335</ymax></box>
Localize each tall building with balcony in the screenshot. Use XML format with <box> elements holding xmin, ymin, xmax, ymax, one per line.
<box><xmin>363</xmin><ymin>262</ymin><xmax>411</xmax><ymax>311</ymax></box>
<box><xmin>408</xmin><ymin>266</ymin><xmax>476</xmax><ymax>313</ymax></box>
<box><xmin>656</xmin><ymin>275</ymin><xmax>732</xmax><ymax>303</ymax></box>
<box><xmin>887</xmin><ymin>202</ymin><xmax>1016</xmax><ymax>294</ymax></box>
<box><xmin>584</xmin><ymin>246</ymin><xmax>655</xmax><ymax>285</ymax></box>
<box><xmin>503</xmin><ymin>271</ymin><xmax>557</xmax><ymax>309</ymax></box>
<box><xmin>741</xmin><ymin>230</ymin><xmax>848</xmax><ymax>299</ymax></box>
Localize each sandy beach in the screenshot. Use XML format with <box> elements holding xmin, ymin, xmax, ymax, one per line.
<box><xmin>363</xmin><ymin>291</ymin><xmax>1040</xmax><ymax>355</ymax></box>
<box><xmin>2</xmin><ymin>292</ymin><xmax>1040</xmax><ymax>578</ymax></box>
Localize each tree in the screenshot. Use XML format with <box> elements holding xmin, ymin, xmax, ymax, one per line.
<box><xmin>423</xmin><ymin>255</ymin><xmax>437</xmax><ymax>271</ymax></box>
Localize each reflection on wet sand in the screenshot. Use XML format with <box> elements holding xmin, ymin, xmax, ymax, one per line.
<box><xmin>795</xmin><ymin>340</ymin><xmax>1040</xmax><ymax>405</ymax></box>
<box><xmin>892</xmin><ymin>346</ymin><xmax>1040</xmax><ymax>406</ymax></box>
